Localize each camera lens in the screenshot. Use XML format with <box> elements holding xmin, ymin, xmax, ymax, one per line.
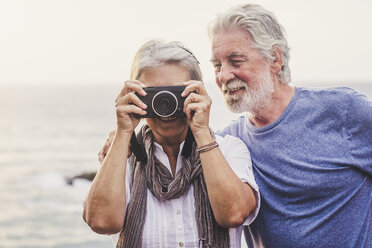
<box><xmin>152</xmin><ymin>91</ymin><xmax>178</xmax><ymax>117</ymax></box>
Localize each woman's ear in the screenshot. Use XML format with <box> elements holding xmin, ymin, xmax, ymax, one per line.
<box><xmin>269</xmin><ymin>46</ymin><xmax>283</xmax><ymax>75</ymax></box>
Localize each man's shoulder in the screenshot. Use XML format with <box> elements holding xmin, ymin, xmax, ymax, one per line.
<box><xmin>299</xmin><ymin>86</ymin><xmax>357</xmax><ymax>98</ymax></box>
<box><xmin>295</xmin><ymin>86</ymin><xmax>372</xmax><ymax>124</ymax></box>
<box><xmin>297</xmin><ymin>86</ymin><xmax>360</xmax><ymax>108</ymax></box>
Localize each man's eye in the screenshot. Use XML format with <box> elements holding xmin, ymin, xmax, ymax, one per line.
<box><xmin>213</xmin><ymin>64</ymin><xmax>221</xmax><ymax>70</ymax></box>
<box><xmin>232</xmin><ymin>60</ymin><xmax>244</xmax><ymax>65</ymax></box>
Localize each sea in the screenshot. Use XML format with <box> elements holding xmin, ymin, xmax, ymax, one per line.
<box><xmin>0</xmin><ymin>82</ymin><xmax>371</xmax><ymax>248</ymax></box>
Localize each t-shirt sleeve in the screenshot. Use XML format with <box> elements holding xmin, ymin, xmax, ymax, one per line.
<box><xmin>216</xmin><ymin>115</ymin><xmax>244</xmax><ymax>138</ymax></box>
<box><xmin>346</xmin><ymin>90</ymin><xmax>372</xmax><ymax>175</ymax></box>
<box><xmin>216</xmin><ymin>135</ymin><xmax>260</xmax><ymax>226</ymax></box>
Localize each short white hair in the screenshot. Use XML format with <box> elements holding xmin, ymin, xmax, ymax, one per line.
<box><xmin>130</xmin><ymin>40</ymin><xmax>202</xmax><ymax>81</ymax></box>
<box><xmin>208</xmin><ymin>4</ymin><xmax>291</xmax><ymax>84</ymax></box>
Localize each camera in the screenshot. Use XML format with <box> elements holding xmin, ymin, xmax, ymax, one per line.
<box><xmin>135</xmin><ymin>85</ymin><xmax>186</xmax><ymax>118</ymax></box>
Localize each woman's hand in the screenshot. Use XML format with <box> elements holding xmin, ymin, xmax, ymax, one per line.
<box><xmin>115</xmin><ymin>80</ymin><xmax>148</xmax><ymax>133</ymax></box>
<box><xmin>182</xmin><ymin>81</ymin><xmax>212</xmax><ymax>136</ymax></box>
<box><xmin>84</xmin><ymin>81</ymin><xmax>147</xmax><ymax>234</ymax></box>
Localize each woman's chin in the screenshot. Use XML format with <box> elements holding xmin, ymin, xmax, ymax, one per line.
<box><xmin>146</xmin><ymin>116</ymin><xmax>188</xmax><ymax>130</ymax></box>
<box><xmin>158</xmin><ymin>116</ymin><xmax>179</xmax><ymax>122</ymax></box>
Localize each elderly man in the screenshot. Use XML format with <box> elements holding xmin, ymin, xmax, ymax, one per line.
<box><xmin>209</xmin><ymin>4</ymin><xmax>371</xmax><ymax>248</ymax></box>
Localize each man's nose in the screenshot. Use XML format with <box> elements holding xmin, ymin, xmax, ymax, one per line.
<box><xmin>218</xmin><ymin>64</ymin><xmax>235</xmax><ymax>85</ymax></box>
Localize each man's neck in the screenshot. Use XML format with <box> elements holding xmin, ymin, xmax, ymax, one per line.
<box><xmin>249</xmin><ymin>83</ymin><xmax>296</xmax><ymax>127</ymax></box>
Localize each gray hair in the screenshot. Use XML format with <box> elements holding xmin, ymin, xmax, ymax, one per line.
<box><xmin>130</xmin><ymin>40</ymin><xmax>202</xmax><ymax>81</ymax></box>
<box><xmin>208</xmin><ymin>4</ymin><xmax>291</xmax><ymax>84</ymax></box>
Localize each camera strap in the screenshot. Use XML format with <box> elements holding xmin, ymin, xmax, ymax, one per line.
<box><xmin>181</xmin><ymin>127</ymin><xmax>195</xmax><ymax>158</ymax></box>
<box><xmin>130</xmin><ymin>130</ymin><xmax>147</xmax><ymax>163</ymax></box>
<box><xmin>130</xmin><ymin>126</ymin><xmax>195</xmax><ymax>163</ymax></box>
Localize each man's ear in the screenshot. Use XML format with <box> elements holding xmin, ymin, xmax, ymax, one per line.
<box><xmin>269</xmin><ymin>46</ymin><xmax>283</xmax><ymax>75</ymax></box>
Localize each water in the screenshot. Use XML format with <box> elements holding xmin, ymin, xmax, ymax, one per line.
<box><xmin>0</xmin><ymin>82</ymin><xmax>371</xmax><ymax>248</ymax></box>
<box><xmin>0</xmin><ymin>84</ymin><xmax>119</xmax><ymax>248</ymax></box>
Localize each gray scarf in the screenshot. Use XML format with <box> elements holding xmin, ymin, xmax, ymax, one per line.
<box><xmin>116</xmin><ymin>125</ymin><xmax>230</xmax><ymax>248</ymax></box>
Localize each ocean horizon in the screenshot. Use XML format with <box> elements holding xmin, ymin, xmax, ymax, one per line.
<box><xmin>0</xmin><ymin>82</ymin><xmax>371</xmax><ymax>247</ymax></box>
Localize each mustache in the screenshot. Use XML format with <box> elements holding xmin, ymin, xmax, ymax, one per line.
<box><xmin>222</xmin><ymin>79</ymin><xmax>247</xmax><ymax>93</ymax></box>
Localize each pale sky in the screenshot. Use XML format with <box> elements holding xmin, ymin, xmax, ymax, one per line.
<box><xmin>1</xmin><ymin>0</ymin><xmax>372</xmax><ymax>86</ymax></box>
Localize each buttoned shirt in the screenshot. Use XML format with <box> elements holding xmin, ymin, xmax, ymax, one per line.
<box><xmin>112</xmin><ymin>134</ymin><xmax>260</xmax><ymax>248</ymax></box>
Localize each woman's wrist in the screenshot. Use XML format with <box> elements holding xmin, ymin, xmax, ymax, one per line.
<box><xmin>192</xmin><ymin>127</ymin><xmax>214</xmax><ymax>148</ymax></box>
<box><xmin>113</xmin><ymin>129</ymin><xmax>133</xmax><ymax>146</ymax></box>
<box><xmin>115</xmin><ymin>126</ymin><xmax>134</xmax><ymax>136</ymax></box>
<box><xmin>197</xmin><ymin>140</ymin><xmax>219</xmax><ymax>153</ymax></box>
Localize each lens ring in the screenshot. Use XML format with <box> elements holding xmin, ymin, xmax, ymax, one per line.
<box><xmin>152</xmin><ymin>91</ymin><xmax>178</xmax><ymax>117</ymax></box>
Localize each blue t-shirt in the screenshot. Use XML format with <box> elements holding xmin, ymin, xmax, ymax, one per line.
<box><xmin>217</xmin><ymin>87</ymin><xmax>372</xmax><ymax>248</ymax></box>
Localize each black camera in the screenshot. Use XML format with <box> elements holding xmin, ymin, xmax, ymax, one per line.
<box><xmin>135</xmin><ymin>85</ymin><xmax>186</xmax><ymax>118</ymax></box>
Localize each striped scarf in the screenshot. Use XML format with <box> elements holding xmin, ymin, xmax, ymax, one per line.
<box><xmin>116</xmin><ymin>125</ymin><xmax>230</xmax><ymax>247</ymax></box>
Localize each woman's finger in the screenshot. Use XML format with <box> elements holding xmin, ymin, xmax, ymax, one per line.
<box><xmin>115</xmin><ymin>80</ymin><xmax>147</xmax><ymax>103</ymax></box>
<box><xmin>182</xmin><ymin>80</ymin><xmax>206</xmax><ymax>97</ymax></box>
<box><xmin>183</xmin><ymin>93</ymin><xmax>210</xmax><ymax>112</ymax></box>
<box><xmin>116</xmin><ymin>92</ymin><xmax>147</xmax><ymax>110</ymax></box>
<box><xmin>116</xmin><ymin>104</ymin><xmax>147</xmax><ymax>117</ymax></box>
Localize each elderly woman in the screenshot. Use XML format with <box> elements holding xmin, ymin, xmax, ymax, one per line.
<box><xmin>83</xmin><ymin>40</ymin><xmax>259</xmax><ymax>248</ymax></box>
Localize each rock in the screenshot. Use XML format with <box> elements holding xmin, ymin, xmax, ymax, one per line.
<box><xmin>65</xmin><ymin>171</ymin><xmax>97</xmax><ymax>185</ymax></box>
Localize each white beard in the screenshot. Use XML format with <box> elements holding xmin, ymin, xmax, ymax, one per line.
<box><xmin>221</xmin><ymin>69</ymin><xmax>274</xmax><ymax>113</ymax></box>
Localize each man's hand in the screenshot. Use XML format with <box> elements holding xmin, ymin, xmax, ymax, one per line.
<box><xmin>98</xmin><ymin>130</ymin><xmax>134</xmax><ymax>164</ymax></box>
<box><xmin>98</xmin><ymin>130</ymin><xmax>115</xmax><ymax>164</ymax></box>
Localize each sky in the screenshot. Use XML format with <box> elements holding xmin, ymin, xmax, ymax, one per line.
<box><xmin>1</xmin><ymin>0</ymin><xmax>372</xmax><ymax>86</ymax></box>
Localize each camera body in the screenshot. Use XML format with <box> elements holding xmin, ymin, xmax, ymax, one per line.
<box><xmin>135</xmin><ymin>85</ymin><xmax>186</xmax><ymax>118</ymax></box>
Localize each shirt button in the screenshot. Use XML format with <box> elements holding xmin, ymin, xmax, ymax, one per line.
<box><xmin>177</xmin><ymin>225</ymin><xmax>183</xmax><ymax>230</ymax></box>
<box><xmin>179</xmin><ymin>242</ymin><xmax>184</xmax><ymax>247</ymax></box>
<box><xmin>176</xmin><ymin>209</ymin><xmax>181</xmax><ymax>214</ymax></box>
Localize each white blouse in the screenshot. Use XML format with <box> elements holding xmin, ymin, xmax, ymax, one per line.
<box><xmin>112</xmin><ymin>135</ymin><xmax>260</xmax><ymax>248</ymax></box>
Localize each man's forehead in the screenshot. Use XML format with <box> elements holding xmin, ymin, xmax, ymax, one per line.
<box><xmin>229</xmin><ymin>51</ymin><xmax>246</xmax><ymax>57</ymax></box>
<box><xmin>210</xmin><ymin>49</ymin><xmax>247</xmax><ymax>61</ymax></box>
